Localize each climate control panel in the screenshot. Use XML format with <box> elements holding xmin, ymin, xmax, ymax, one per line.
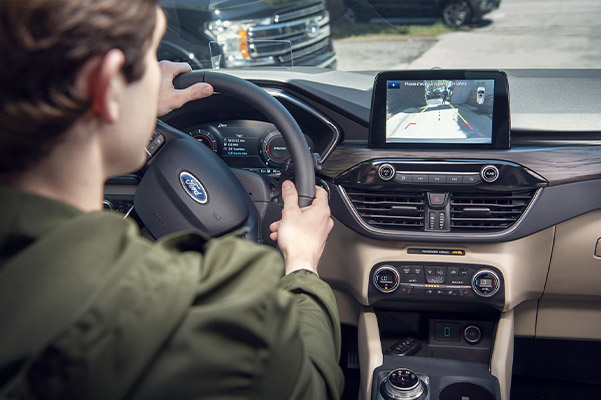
<box><xmin>370</xmin><ymin>262</ymin><xmax>504</xmax><ymax>309</ymax></box>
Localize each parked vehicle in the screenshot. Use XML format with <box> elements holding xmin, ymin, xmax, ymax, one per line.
<box><xmin>342</xmin><ymin>0</ymin><xmax>501</xmax><ymax>26</ymax></box>
<box><xmin>159</xmin><ymin>0</ymin><xmax>337</xmax><ymax>69</ymax></box>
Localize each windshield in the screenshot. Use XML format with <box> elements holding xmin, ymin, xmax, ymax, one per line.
<box><xmin>158</xmin><ymin>0</ymin><xmax>601</xmax><ymax>70</ymax></box>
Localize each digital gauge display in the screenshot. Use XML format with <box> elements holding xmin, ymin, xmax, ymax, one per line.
<box><xmin>187</xmin><ymin>120</ymin><xmax>314</xmax><ymax>175</ymax></box>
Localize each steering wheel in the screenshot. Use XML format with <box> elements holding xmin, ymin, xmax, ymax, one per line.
<box><xmin>133</xmin><ymin>71</ymin><xmax>315</xmax><ymax>242</ymax></box>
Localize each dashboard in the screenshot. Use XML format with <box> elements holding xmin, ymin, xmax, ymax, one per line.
<box><xmin>106</xmin><ymin>67</ymin><xmax>601</xmax><ymax>400</ymax></box>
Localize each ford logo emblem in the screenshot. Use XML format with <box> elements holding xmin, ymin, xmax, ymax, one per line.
<box><xmin>179</xmin><ymin>171</ymin><xmax>208</xmax><ymax>204</ymax></box>
<box><xmin>307</xmin><ymin>20</ymin><xmax>319</xmax><ymax>38</ymax></box>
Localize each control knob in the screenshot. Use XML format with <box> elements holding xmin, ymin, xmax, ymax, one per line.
<box><xmin>472</xmin><ymin>269</ymin><xmax>501</xmax><ymax>297</ymax></box>
<box><xmin>379</xmin><ymin>368</ymin><xmax>428</xmax><ymax>400</ymax></box>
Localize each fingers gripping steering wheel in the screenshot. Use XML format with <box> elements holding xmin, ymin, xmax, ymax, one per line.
<box><xmin>133</xmin><ymin>71</ymin><xmax>315</xmax><ymax>242</ymax></box>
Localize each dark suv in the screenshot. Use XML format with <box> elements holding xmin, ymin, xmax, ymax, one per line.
<box><xmin>158</xmin><ymin>0</ymin><xmax>337</xmax><ymax>69</ymax></box>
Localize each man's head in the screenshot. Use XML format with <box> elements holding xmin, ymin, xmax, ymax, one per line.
<box><xmin>0</xmin><ymin>0</ymin><xmax>160</xmax><ymax>174</ymax></box>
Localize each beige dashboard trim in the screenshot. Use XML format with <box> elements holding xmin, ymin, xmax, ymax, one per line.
<box><xmin>319</xmin><ymin>219</ymin><xmax>554</xmax><ymax>313</ymax></box>
<box><xmin>491</xmin><ymin>310</ymin><xmax>514</xmax><ymax>400</ymax></box>
<box><xmin>536</xmin><ymin>209</ymin><xmax>601</xmax><ymax>339</ymax></box>
<box><xmin>358</xmin><ymin>309</ymin><xmax>382</xmax><ymax>400</ymax></box>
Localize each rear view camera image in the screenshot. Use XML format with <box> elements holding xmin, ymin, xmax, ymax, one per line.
<box><xmin>386</xmin><ymin>79</ymin><xmax>495</xmax><ymax>144</ymax></box>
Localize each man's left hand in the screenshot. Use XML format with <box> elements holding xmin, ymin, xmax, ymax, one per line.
<box><xmin>157</xmin><ymin>60</ymin><xmax>213</xmax><ymax>117</ymax></box>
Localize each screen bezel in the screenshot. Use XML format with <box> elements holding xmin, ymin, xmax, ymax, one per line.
<box><xmin>368</xmin><ymin>70</ymin><xmax>510</xmax><ymax>149</ymax></box>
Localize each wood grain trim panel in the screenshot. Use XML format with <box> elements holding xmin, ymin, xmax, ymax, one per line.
<box><xmin>321</xmin><ymin>145</ymin><xmax>601</xmax><ymax>185</ymax></box>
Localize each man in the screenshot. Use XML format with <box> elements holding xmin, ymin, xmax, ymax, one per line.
<box><xmin>0</xmin><ymin>0</ymin><xmax>344</xmax><ymax>399</ymax></box>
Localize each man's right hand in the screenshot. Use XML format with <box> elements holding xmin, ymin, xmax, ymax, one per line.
<box><xmin>269</xmin><ymin>180</ymin><xmax>333</xmax><ymax>276</ymax></box>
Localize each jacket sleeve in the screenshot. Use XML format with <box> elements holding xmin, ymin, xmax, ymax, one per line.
<box><xmin>128</xmin><ymin>233</ymin><xmax>344</xmax><ymax>400</ymax></box>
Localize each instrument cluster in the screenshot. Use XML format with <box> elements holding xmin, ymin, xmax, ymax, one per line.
<box><xmin>187</xmin><ymin>119</ymin><xmax>314</xmax><ymax>175</ymax></box>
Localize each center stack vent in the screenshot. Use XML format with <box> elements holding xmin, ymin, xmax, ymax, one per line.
<box><xmin>344</xmin><ymin>188</ymin><xmax>537</xmax><ymax>233</ymax></box>
<box><xmin>449</xmin><ymin>191</ymin><xmax>535</xmax><ymax>231</ymax></box>
<box><xmin>345</xmin><ymin>190</ymin><xmax>425</xmax><ymax>231</ymax></box>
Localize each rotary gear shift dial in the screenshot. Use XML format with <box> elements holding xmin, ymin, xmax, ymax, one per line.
<box><xmin>379</xmin><ymin>368</ymin><xmax>428</xmax><ymax>400</ymax></box>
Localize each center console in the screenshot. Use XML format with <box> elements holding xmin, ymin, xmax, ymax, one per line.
<box><xmin>363</xmin><ymin>258</ymin><xmax>504</xmax><ymax>400</ymax></box>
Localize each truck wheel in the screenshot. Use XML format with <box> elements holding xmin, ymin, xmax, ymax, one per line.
<box><xmin>442</xmin><ymin>0</ymin><xmax>472</xmax><ymax>27</ymax></box>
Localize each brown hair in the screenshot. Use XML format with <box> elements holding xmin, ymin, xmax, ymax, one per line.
<box><xmin>0</xmin><ymin>0</ymin><xmax>159</xmax><ymax>173</ymax></box>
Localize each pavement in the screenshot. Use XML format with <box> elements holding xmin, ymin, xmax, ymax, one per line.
<box><xmin>333</xmin><ymin>0</ymin><xmax>601</xmax><ymax>70</ymax></box>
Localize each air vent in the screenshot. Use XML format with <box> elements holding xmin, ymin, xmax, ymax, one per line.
<box><xmin>345</xmin><ymin>189</ymin><xmax>425</xmax><ymax>231</ymax></box>
<box><xmin>450</xmin><ymin>191</ymin><xmax>535</xmax><ymax>231</ymax></box>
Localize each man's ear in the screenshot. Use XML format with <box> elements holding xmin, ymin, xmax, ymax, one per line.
<box><xmin>86</xmin><ymin>49</ymin><xmax>126</xmax><ymax>123</ymax></box>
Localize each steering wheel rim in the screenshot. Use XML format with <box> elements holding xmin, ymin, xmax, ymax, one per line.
<box><xmin>174</xmin><ymin>71</ymin><xmax>315</xmax><ymax>207</ymax></box>
<box><xmin>133</xmin><ymin>71</ymin><xmax>315</xmax><ymax>241</ymax></box>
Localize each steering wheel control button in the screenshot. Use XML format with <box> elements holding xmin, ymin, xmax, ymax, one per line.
<box><xmin>374</xmin><ymin>265</ymin><xmax>400</xmax><ymax>293</ymax></box>
<box><xmin>472</xmin><ymin>269</ymin><xmax>501</xmax><ymax>297</ymax></box>
<box><xmin>481</xmin><ymin>165</ymin><xmax>500</xmax><ymax>182</ymax></box>
<box><xmin>378</xmin><ymin>164</ymin><xmax>396</xmax><ymax>181</ymax></box>
<box><xmin>464</xmin><ymin>325</ymin><xmax>482</xmax><ymax>344</ymax></box>
<box><xmin>380</xmin><ymin>368</ymin><xmax>428</xmax><ymax>400</ymax></box>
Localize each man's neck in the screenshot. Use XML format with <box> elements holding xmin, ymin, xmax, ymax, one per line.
<box><xmin>2</xmin><ymin>127</ymin><xmax>107</xmax><ymax>212</ymax></box>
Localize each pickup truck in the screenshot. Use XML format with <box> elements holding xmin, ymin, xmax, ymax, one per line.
<box><xmin>158</xmin><ymin>0</ymin><xmax>337</xmax><ymax>69</ymax></box>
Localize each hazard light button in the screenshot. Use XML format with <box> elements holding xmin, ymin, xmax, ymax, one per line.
<box><xmin>427</xmin><ymin>193</ymin><xmax>448</xmax><ymax>207</ymax></box>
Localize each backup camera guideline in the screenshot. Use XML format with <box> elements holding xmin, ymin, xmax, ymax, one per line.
<box><xmin>385</xmin><ymin>79</ymin><xmax>494</xmax><ymax>144</ymax></box>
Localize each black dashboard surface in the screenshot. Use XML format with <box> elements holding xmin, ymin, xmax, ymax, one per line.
<box><xmin>156</xmin><ymin>68</ymin><xmax>601</xmax><ymax>243</ymax></box>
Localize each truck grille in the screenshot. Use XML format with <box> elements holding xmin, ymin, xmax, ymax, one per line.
<box><xmin>248</xmin><ymin>1</ymin><xmax>334</xmax><ymax>66</ymax></box>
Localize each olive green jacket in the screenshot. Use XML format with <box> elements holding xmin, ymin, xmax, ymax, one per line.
<box><xmin>0</xmin><ymin>185</ymin><xmax>344</xmax><ymax>399</ymax></box>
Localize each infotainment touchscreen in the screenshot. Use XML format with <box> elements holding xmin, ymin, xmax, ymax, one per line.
<box><xmin>369</xmin><ymin>71</ymin><xmax>510</xmax><ymax>149</ymax></box>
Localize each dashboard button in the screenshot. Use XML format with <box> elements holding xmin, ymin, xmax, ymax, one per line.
<box><xmin>427</xmin><ymin>193</ymin><xmax>447</xmax><ymax>207</ymax></box>
<box><xmin>463</xmin><ymin>174</ymin><xmax>481</xmax><ymax>184</ymax></box>
<box><xmin>429</xmin><ymin>174</ymin><xmax>447</xmax><ymax>184</ymax></box>
<box><xmin>426</xmin><ymin>275</ymin><xmax>445</xmax><ymax>284</ymax></box>
<box><xmin>436</xmin><ymin>267</ymin><xmax>447</xmax><ymax>276</ymax></box>
<box><xmin>395</xmin><ymin>173</ymin><xmax>412</xmax><ymax>183</ymax></box>
<box><xmin>481</xmin><ymin>165</ymin><xmax>500</xmax><ymax>183</ymax></box>
<box><xmin>413</xmin><ymin>174</ymin><xmax>428</xmax><ymax>183</ymax></box>
<box><xmin>449</xmin><ymin>267</ymin><xmax>460</xmax><ymax>276</ymax></box>
<box><xmin>412</xmin><ymin>266</ymin><xmax>424</xmax><ymax>275</ymax></box>
<box><xmin>425</xmin><ymin>289</ymin><xmax>435</xmax><ymax>296</ymax></box>
<box><xmin>450</xmin><ymin>277</ymin><xmax>468</xmax><ymax>285</ymax></box>
<box><xmin>399</xmin><ymin>285</ymin><xmax>413</xmax><ymax>294</ymax></box>
<box><xmin>425</xmin><ymin>266</ymin><xmax>436</xmax><ymax>275</ymax></box>
<box><xmin>378</xmin><ymin>164</ymin><xmax>396</xmax><ymax>181</ymax></box>
<box><xmin>436</xmin><ymin>289</ymin><xmax>446</xmax><ymax>296</ymax></box>
<box><xmin>447</xmin><ymin>175</ymin><xmax>462</xmax><ymax>184</ymax></box>
<box><xmin>400</xmin><ymin>266</ymin><xmax>413</xmax><ymax>275</ymax></box>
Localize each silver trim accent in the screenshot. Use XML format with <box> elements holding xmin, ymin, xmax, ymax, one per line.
<box><xmin>265</xmin><ymin>89</ymin><xmax>341</xmax><ymax>162</ymax></box>
<box><xmin>373</xmin><ymin>265</ymin><xmax>400</xmax><ymax>293</ymax></box>
<box><xmin>338</xmin><ymin>185</ymin><xmax>544</xmax><ymax>240</ymax></box>
<box><xmin>471</xmin><ymin>269</ymin><xmax>501</xmax><ymax>297</ymax></box>
<box><xmin>481</xmin><ymin>165</ymin><xmax>500</xmax><ymax>183</ymax></box>
<box><xmin>378</xmin><ymin>164</ymin><xmax>396</xmax><ymax>181</ymax></box>
<box><xmin>464</xmin><ymin>325</ymin><xmax>482</xmax><ymax>344</ymax></box>
<box><xmin>123</xmin><ymin>204</ymin><xmax>134</xmax><ymax>220</ymax></box>
<box><xmin>381</xmin><ymin>368</ymin><xmax>427</xmax><ymax>400</ymax></box>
